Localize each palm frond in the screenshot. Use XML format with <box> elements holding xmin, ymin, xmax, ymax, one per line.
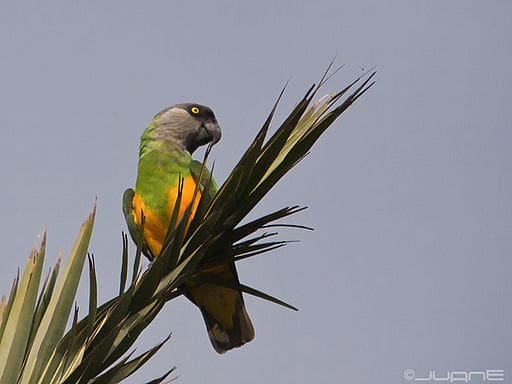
<box><xmin>0</xmin><ymin>66</ymin><xmax>375</xmax><ymax>383</ymax></box>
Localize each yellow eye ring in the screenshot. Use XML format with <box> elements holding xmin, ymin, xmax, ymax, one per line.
<box><xmin>191</xmin><ymin>107</ymin><xmax>200</xmax><ymax>114</ymax></box>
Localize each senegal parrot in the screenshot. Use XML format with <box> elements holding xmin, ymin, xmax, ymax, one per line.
<box><xmin>123</xmin><ymin>103</ymin><xmax>255</xmax><ymax>353</ymax></box>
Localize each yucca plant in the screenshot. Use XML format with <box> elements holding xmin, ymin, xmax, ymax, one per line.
<box><xmin>0</xmin><ymin>211</ymin><xmax>96</xmax><ymax>383</ymax></box>
<box><xmin>0</xmin><ymin>65</ymin><xmax>375</xmax><ymax>383</ymax></box>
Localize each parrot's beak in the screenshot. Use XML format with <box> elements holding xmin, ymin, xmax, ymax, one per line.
<box><xmin>203</xmin><ymin>121</ymin><xmax>221</xmax><ymax>145</ymax></box>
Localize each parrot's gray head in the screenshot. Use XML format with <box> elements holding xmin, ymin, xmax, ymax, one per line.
<box><xmin>153</xmin><ymin>103</ymin><xmax>221</xmax><ymax>154</ymax></box>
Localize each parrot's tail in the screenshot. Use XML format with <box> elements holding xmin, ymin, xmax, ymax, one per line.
<box><xmin>184</xmin><ymin>280</ymin><xmax>254</xmax><ymax>353</ymax></box>
<box><xmin>184</xmin><ymin>264</ymin><xmax>255</xmax><ymax>353</ymax></box>
<box><xmin>201</xmin><ymin>298</ymin><xmax>255</xmax><ymax>354</ymax></box>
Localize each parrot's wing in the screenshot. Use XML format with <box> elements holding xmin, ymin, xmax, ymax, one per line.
<box><xmin>122</xmin><ymin>188</ymin><xmax>154</xmax><ymax>260</ymax></box>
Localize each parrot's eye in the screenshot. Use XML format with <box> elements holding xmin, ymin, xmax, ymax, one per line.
<box><xmin>191</xmin><ymin>107</ymin><xmax>200</xmax><ymax>114</ymax></box>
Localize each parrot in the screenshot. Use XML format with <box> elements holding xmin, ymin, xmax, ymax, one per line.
<box><xmin>122</xmin><ymin>103</ymin><xmax>255</xmax><ymax>354</ymax></box>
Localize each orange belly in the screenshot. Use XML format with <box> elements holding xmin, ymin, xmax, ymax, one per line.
<box><xmin>133</xmin><ymin>176</ymin><xmax>201</xmax><ymax>256</ymax></box>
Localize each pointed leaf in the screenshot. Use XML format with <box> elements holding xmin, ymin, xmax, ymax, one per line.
<box><xmin>0</xmin><ymin>234</ymin><xmax>46</xmax><ymax>384</ymax></box>
<box><xmin>19</xmin><ymin>208</ymin><xmax>95</xmax><ymax>384</ymax></box>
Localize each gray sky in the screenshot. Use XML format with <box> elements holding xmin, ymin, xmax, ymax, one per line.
<box><xmin>1</xmin><ymin>1</ymin><xmax>511</xmax><ymax>383</ymax></box>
